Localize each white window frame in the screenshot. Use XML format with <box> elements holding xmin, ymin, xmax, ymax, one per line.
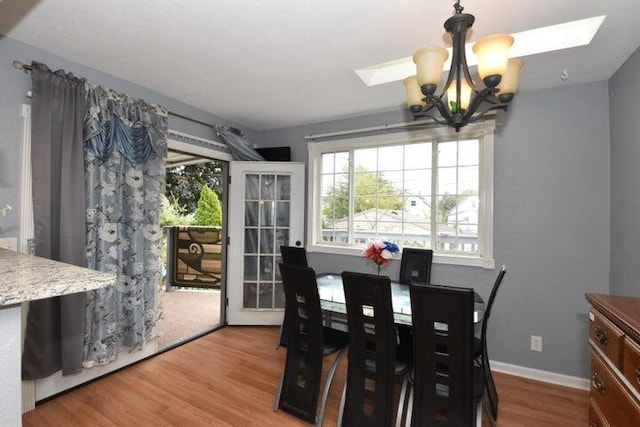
<box><xmin>306</xmin><ymin>121</ymin><xmax>495</xmax><ymax>269</ymax></box>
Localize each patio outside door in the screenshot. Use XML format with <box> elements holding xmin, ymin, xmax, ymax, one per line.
<box><xmin>227</xmin><ymin>161</ymin><xmax>305</xmax><ymax>325</ymax></box>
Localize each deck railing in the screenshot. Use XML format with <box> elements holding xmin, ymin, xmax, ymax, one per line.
<box><xmin>165</xmin><ymin>226</ymin><xmax>223</xmax><ymax>290</ymax></box>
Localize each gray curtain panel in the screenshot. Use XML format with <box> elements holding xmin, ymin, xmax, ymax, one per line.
<box><xmin>22</xmin><ymin>62</ymin><xmax>88</xmax><ymax>379</ymax></box>
<box><xmin>215</xmin><ymin>125</ymin><xmax>265</xmax><ymax>161</ymax></box>
<box><xmin>82</xmin><ymin>85</ymin><xmax>167</xmax><ymax>366</ymax></box>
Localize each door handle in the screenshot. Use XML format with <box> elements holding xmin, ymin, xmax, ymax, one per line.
<box><xmin>295</xmin><ymin>240</ymin><xmax>302</xmax><ymax>246</ymax></box>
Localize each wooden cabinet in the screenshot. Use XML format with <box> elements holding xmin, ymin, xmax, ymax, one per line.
<box><xmin>586</xmin><ymin>293</ymin><xmax>640</xmax><ymax>427</ymax></box>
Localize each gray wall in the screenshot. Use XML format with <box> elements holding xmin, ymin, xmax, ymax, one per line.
<box><xmin>0</xmin><ymin>36</ymin><xmax>260</xmax><ymax>237</ymax></box>
<box><xmin>609</xmin><ymin>46</ymin><xmax>640</xmax><ymax>297</ymax></box>
<box><xmin>262</xmin><ymin>81</ymin><xmax>611</xmax><ymax>378</ymax></box>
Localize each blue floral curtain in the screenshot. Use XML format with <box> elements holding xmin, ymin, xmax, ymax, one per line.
<box><xmin>82</xmin><ymin>85</ymin><xmax>167</xmax><ymax>366</ymax></box>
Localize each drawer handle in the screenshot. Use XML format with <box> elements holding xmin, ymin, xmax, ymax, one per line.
<box><xmin>594</xmin><ymin>325</ymin><xmax>608</xmax><ymax>346</ymax></box>
<box><xmin>592</xmin><ymin>372</ymin><xmax>605</xmax><ymax>393</ymax></box>
<box><xmin>636</xmin><ymin>368</ymin><xmax>640</xmax><ymax>385</ymax></box>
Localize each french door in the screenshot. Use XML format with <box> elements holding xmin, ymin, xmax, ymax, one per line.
<box><xmin>227</xmin><ymin>161</ymin><xmax>305</xmax><ymax>325</ymax></box>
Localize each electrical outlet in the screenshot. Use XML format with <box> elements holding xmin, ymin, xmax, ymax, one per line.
<box><xmin>530</xmin><ymin>335</ymin><xmax>543</xmax><ymax>352</ymax></box>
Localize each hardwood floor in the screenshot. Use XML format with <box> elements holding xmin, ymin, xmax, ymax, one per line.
<box><xmin>23</xmin><ymin>326</ymin><xmax>589</xmax><ymax>426</ymax></box>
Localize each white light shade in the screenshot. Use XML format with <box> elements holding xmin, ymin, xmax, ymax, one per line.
<box><xmin>413</xmin><ymin>46</ymin><xmax>449</xmax><ymax>88</ymax></box>
<box><xmin>403</xmin><ymin>76</ymin><xmax>425</xmax><ymax>107</ymax></box>
<box><xmin>497</xmin><ymin>58</ymin><xmax>524</xmax><ymax>95</ymax></box>
<box><xmin>447</xmin><ymin>79</ymin><xmax>472</xmax><ymax>112</ymax></box>
<box><xmin>472</xmin><ymin>33</ymin><xmax>514</xmax><ymax>80</ymax></box>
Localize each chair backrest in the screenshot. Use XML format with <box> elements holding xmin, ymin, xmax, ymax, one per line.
<box><xmin>481</xmin><ymin>266</ymin><xmax>507</xmax><ymax>350</ymax></box>
<box><xmin>409</xmin><ymin>283</ymin><xmax>475</xmax><ymax>426</ymax></box>
<box><xmin>399</xmin><ymin>248</ymin><xmax>434</xmax><ymax>284</ymax></box>
<box><xmin>341</xmin><ymin>271</ymin><xmax>396</xmax><ymax>427</ymax></box>
<box><xmin>280</xmin><ymin>245</ymin><xmax>308</xmax><ymax>267</ymax></box>
<box><xmin>277</xmin><ymin>263</ymin><xmax>324</xmax><ymax>422</ymax></box>
<box><xmin>479</xmin><ymin>266</ymin><xmax>507</xmax><ymax>421</ymax></box>
<box><xmin>278</xmin><ymin>246</ymin><xmax>309</xmax><ymax>348</ymax></box>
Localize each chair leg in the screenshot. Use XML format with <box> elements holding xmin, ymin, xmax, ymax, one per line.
<box><xmin>404</xmin><ymin>377</ymin><xmax>414</xmax><ymax>427</ymax></box>
<box><xmin>336</xmin><ymin>380</ymin><xmax>347</xmax><ymax>427</ymax></box>
<box><xmin>316</xmin><ymin>347</ymin><xmax>347</xmax><ymax>427</ymax></box>
<box><xmin>483</xmin><ymin>355</ymin><xmax>499</xmax><ymax>421</ymax></box>
<box><xmin>273</xmin><ymin>361</ymin><xmax>286</xmax><ymax>411</ymax></box>
<box><xmin>482</xmin><ymin>393</ymin><xmax>497</xmax><ymax>427</ymax></box>
<box><xmin>475</xmin><ymin>400</ymin><xmax>483</xmax><ymax>427</ymax></box>
<box><xmin>395</xmin><ymin>373</ymin><xmax>409</xmax><ymax>427</ymax></box>
<box><xmin>275</xmin><ymin>322</ymin><xmax>284</xmax><ymax>349</ymax></box>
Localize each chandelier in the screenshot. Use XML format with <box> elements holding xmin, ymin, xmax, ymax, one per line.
<box><xmin>403</xmin><ymin>0</ymin><xmax>524</xmax><ymax>131</ymax></box>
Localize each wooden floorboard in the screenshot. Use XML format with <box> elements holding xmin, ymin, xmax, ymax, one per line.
<box><xmin>23</xmin><ymin>326</ymin><xmax>589</xmax><ymax>426</ymax></box>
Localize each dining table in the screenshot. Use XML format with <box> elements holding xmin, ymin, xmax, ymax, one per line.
<box><xmin>315</xmin><ymin>273</ymin><xmax>485</xmax><ymax>331</ymax></box>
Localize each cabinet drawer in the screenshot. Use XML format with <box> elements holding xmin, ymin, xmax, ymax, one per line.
<box><xmin>623</xmin><ymin>337</ymin><xmax>640</xmax><ymax>395</ymax></box>
<box><xmin>590</xmin><ymin>350</ymin><xmax>640</xmax><ymax>426</ymax></box>
<box><xmin>590</xmin><ymin>309</ymin><xmax>624</xmax><ymax>366</ymax></box>
<box><xmin>589</xmin><ymin>398</ymin><xmax>609</xmax><ymax>427</ymax></box>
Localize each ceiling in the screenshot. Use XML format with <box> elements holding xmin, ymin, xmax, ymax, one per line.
<box><xmin>1</xmin><ymin>0</ymin><xmax>639</xmax><ymax>131</ymax></box>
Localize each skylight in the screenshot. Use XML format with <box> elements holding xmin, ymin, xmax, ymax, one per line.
<box><xmin>355</xmin><ymin>15</ymin><xmax>606</xmax><ymax>87</ymax></box>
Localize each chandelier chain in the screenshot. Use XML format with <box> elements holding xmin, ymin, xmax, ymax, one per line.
<box><xmin>453</xmin><ymin>0</ymin><xmax>464</xmax><ymax>14</ymax></box>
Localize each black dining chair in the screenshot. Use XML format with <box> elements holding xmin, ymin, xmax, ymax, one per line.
<box><xmin>397</xmin><ymin>248</ymin><xmax>434</xmax><ymax>369</ymax></box>
<box><xmin>407</xmin><ymin>283</ymin><xmax>484</xmax><ymax>427</ymax></box>
<box><xmin>398</xmin><ymin>248</ymin><xmax>433</xmax><ymax>285</ymax></box>
<box><xmin>277</xmin><ymin>245</ymin><xmax>309</xmax><ymax>349</ymax></box>
<box><xmin>273</xmin><ymin>263</ymin><xmax>348</xmax><ymax>425</ymax></box>
<box><xmin>280</xmin><ymin>245</ymin><xmax>308</xmax><ymax>267</ymax></box>
<box><xmin>338</xmin><ymin>271</ymin><xmax>410</xmax><ymax>427</ymax></box>
<box><xmin>473</xmin><ymin>265</ymin><xmax>507</xmax><ymax>425</ymax></box>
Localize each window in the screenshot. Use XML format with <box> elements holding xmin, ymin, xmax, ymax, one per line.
<box><xmin>307</xmin><ymin>121</ymin><xmax>495</xmax><ymax>268</ymax></box>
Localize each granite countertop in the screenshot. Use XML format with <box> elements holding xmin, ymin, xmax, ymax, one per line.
<box><xmin>0</xmin><ymin>248</ymin><xmax>115</xmax><ymax>307</ymax></box>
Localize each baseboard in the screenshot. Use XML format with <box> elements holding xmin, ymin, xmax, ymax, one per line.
<box><xmin>490</xmin><ymin>360</ymin><xmax>590</xmax><ymax>390</ymax></box>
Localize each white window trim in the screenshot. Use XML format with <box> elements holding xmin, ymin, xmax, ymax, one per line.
<box><xmin>306</xmin><ymin>121</ymin><xmax>496</xmax><ymax>269</ymax></box>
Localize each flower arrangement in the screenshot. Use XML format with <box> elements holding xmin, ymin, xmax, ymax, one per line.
<box><xmin>363</xmin><ymin>239</ymin><xmax>400</xmax><ymax>275</ymax></box>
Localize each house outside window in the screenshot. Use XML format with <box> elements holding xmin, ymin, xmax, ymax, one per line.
<box><xmin>307</xmin><ymin>121</ymin><xmax>495</xmax><ymax>268</ymax></box>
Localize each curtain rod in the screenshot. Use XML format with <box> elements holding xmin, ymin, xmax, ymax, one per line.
<box><xmin>13</xmin><ymin>59</ymin><xmax>218</xmax><ymax>130</ymax></box>
<box><xmin>12</xmin><ymin>60</ymin><xmax>32</xmax><ymax>72</ymax></box>
<box><xmin>304</xmin><ymin>118</ymin><xmax>439</xmax><ymax>141</ymax></box>
<box><xmin>167</xmin><ymin>111</ymin><xmax>216</xmax><ymax>129</ymax></box>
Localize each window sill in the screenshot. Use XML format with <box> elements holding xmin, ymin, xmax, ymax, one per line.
<box><xmin>308</xmin><ymin>243</ymin><xmax>495</xmax><ymax>269</ymax></box>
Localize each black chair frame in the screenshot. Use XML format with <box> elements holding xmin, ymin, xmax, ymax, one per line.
<box><xmin>477</xmin><ymin>265</ymin><xmax>507</xmax><ymax>425</ymax></box>
<box><xmin>273</xmin><ymin>263</ymin><xmax>346</xmax><ymax>426</ymax></box>
<box><xmin>338</xmin><ymin>271</ymin><xmax>409</xmax><ymax>427</ymax></box>
<box><xmin>399</xmin><ymin>248</ymin><xmax>433</xmax><ymax>285</ymax></box>
<box><xmin>408</xmin><ymin>283</ymin><xmax>484</xmax><ymax>427</ymax></box>
<box><xmin>277</xmin><ymin>245</ymin><xmax>309</xmax><ymax>349</ymax></box>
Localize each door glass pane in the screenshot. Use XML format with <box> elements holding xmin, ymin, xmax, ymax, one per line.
<box><xmin>274</xmin><ymin>282</ymin><xmax>285</xmax><ymax>309</ymax></box>
<box><xmin>275</xmin><ymin>228</ymin><xmax>289</xmax><ymax>249</ymax></box>
<box><xmin>260</xmin><ymin>201</ymin><xmax>274</xmax><ymax>226</ymax></box>
<box><xmin>243</xmin><ymin>283</ymin><xmax>257</xmax><ymax>308</ymax></box>
<box><xmin>243</xmin><ymin>256</ymin><xmax>258</xmax><ymax>281</ymax></box>
<box><xmin>245</xmin><ymin>175</ymin><xmax>259</xmax><ymax>199</ymax></box>
<box><xmin>245</xmin><ymin>202</ymin><xmax>259</xmax><ymax>226</ymax></box>
<box><xmin>276</xmin><ymin>175</ymin><xmax>291</xmax><ymax>200</ymax></box>
<box><xmin>275</xmin><ymin>201</ymin><xmax>290</xmax><ymax>226</ymax></box>
<box><xmin>259</xmin><ymin>255</ymin><xmax>274</xmax><ymax>281</ymax></box>
<box><xmin>244</xmin><ymin>229</ymin><xmax>258</xmax><ymax>253</ymax></box>
<box><xmin>259</xmin><ymin>283</ymin><xmax>274</xmax><ymax>309</ymax></box>
<box><xmin>260</xmin><ymin>229</ymin><xmax>275</xmax><ymax>253</ymax></box>
<box><xmin>261</xmin><ymin>175</ymin><xmax>276</xmax><ymax>200</ymax></box>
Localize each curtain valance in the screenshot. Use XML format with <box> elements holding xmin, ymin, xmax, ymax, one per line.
<box><xmin>84</xmin><ymin>85</ymin><xmax>168</xmax><ymax>163</ymax></box>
